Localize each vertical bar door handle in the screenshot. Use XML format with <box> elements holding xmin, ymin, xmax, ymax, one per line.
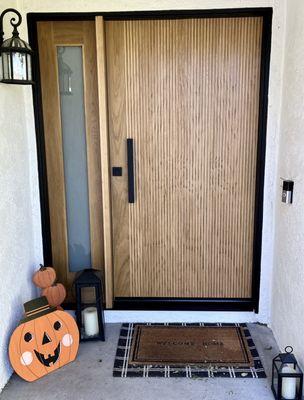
<box><xmin>127</xmin><ymin>138</ymin><xmax>135</xmax><ymax>203</ymax></box>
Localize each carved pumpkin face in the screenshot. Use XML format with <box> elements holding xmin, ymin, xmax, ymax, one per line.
<box><xmin>9</xmin><ymin>310</ymin><xmax>79</xmax><ymax>382</ymax></box>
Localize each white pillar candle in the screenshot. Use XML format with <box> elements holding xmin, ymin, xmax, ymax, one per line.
<box><xmin>83</xmin><ymin>307</ymin><xmax>99</xmax><ymax>337</ymax></box>
<box><xmin>282</xmin><ymin>365</ymin><xmax>297</xmax><ymax>400</ymax></box>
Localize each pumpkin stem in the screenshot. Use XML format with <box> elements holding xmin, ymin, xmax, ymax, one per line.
<box><xmin>39</xmin><ymin>264</ymin><xmax>47</xmax><ymax>271</ymax></box>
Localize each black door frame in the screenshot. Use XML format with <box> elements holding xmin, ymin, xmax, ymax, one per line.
<box><xmin>27</xmin><ymin>7</ymin><xmax>272</xmax><ymax>312</ymax></box>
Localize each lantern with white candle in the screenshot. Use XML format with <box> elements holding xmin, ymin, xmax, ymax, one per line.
<box><xmin>271</xmin><ymin>346</ymin><xmax>303</xmax><ymax>400</ymax></box>
<box><xmin>74</xmin><ymin>269</ymin><xmax>105</xmax><ymax>341</ymax></box>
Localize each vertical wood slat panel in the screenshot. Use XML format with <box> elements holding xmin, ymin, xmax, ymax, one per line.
<box><xmin>106</xmin><ymin>17</ymin><xmax>263</xmax><ymax>298</ymax></box>
<box><xmin>96</xmin><ymin>17</ymin><xmax>114</xmax><ymax>307</ymax></box>
<box><xmin>83</xmin><ymin>21</ymin><xmax>104</xmax><ymax>277</ymax></box>
<box><xmin>104</xmin><ymin>21</ymin><xmax>130</xmax><ymax>298</ymax></box>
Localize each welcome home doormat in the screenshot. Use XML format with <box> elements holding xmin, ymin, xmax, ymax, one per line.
<box><xmin>113</xmin><ymin>323</ymin><xmax>266</xmax><ymax>378</ymax></box>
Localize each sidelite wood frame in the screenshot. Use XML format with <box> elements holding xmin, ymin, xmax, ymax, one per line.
<box><xmin>36</xmin><ymin>21</ymin><xmax>104</xmax><ymax>301</ymax></box>
<box><xmin>28</xmin><ymin>8</ymin><xmax>272</xmax><ymax>311</ymax></box>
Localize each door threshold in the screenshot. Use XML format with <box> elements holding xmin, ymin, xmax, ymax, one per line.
<box><xmin>104</xmin><ymin>310</ymin><xmax>260</xmax><ymax>324</ymax></box>
<box><xmin>113</xmin><ymin>297</ymin><xmax>255</xmax><ymax>312</ymax></box>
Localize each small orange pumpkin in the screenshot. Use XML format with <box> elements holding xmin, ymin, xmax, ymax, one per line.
<box><xmin>32</xmin><ymin>265</ymin><xmax>56</xmax><ymax>289</ymax></box>
<box><xmin>42</xmin><ymin>283</ymin><xmax>66</xmax><ymax>307</ymax></box>
<box><xmin>9</xmin><ymin>297</ymin><xmax>79</xmax><ymax>382</ymax></box>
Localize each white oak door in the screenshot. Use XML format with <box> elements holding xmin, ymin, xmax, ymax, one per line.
<box><xmin>97</xmin><ymin>16</ymin><xmax>263</xmax><ymax>304</ymax></box>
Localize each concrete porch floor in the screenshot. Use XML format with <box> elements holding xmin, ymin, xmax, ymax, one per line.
<box><xmin>1</xmin><ymin>323</ymin><xmax>279</xmax><ymax>400</ymax></box>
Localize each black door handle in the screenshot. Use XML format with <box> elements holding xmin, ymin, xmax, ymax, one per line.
<box><xmin>127</xmin><ymin>138</ymin><xmax>135</xmax><ymax>203</ymax></box>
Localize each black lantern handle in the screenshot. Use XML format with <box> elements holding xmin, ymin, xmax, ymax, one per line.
<box><xmin>0</xmin><ymin>8</ymin><xmax>22</xmax><ymax>45</ymax></box>
<box><xmin>285</xmin><ymin>346</ymin><xmax>294</xmax><ymax>354</ymax></box>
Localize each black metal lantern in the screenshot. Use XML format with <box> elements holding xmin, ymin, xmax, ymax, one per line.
<box><xmin>74</xmin><ymin>269</ymin><xmax>105</xmax><ymax>342</ymax></box>
<box><xmin>272</xmin><ymin>346</ymin><xmax>303</xmax><ymax>400</ymax></box>
<box><xmin>0</xmin><ymin>8</ymin><xmax>34</xmax><ymax>84</ymax></box>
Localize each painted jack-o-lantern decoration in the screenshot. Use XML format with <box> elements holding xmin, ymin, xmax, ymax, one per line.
<box><xmin>9</xmin><ymin>296</ymin><xmax>79</xmax><ymax>382</ymax></box>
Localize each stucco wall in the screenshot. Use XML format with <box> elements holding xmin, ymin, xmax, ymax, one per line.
<box><xmin>0</xmin><ymin>0</ymin><xmax>287</xmax><ymax>391</ymax></box>
<box><xmin>271</xmin><ymin>0</ymin><xmax>304</xmax><ymax>367</ymax></box>
<box><xmin>0</xmin><ymin>0</ymin><xmax>43</xmax><ymax>391</ymax></box>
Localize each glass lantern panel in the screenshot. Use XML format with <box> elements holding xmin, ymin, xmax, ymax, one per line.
<box><xmin>57</xmin><ymin>46</ymin><xmax>92</xmax><ymax>272</ymax></box>
<box><xmin>26</xmin><ymin>54</ymin><xmax>32</xmax><ymax>81</ymax></box>
<box><xmin>80</xmin><ymin>287</ymin><xmax>100</xmax><ymax>339</ymax></box>
<box><xmin>272</xmin><ymin>365</ymin><xmax>279</xmax><ymax>397</ymax></box>
<box><xmin>2</xmin><ymin>52</ymin><xmax>11</xmax><ymax>80</ymax></box>
<box><xmin>80</xmin><ymin>286</ymin><xmax>97</xmax><ymax>305</ymax></box>
<box><xmin>12</xmin><ymin>52</ymin><xmax>27</xmax><ymax>80</ymax></box>
<box><xmin>0</xmin><ymin>54</ymin><xmax>2</xmax><ymax>80</ymax></box>
<box><xmin>296</xmin><ymin>376</ymin><xmax>303</xmax><ymax>394</ymax></box>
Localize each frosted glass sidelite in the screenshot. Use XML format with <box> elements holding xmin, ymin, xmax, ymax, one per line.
<box><xmin>57</xmin><ymin>46</ymin><xmax>92</xmax><ymax>272</ymax></box>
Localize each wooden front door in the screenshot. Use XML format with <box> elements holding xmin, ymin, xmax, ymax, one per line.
<box><xmin>101</xmin><ymin>16</ymin><xmax>263</xmax><ymax>303</ymax></box>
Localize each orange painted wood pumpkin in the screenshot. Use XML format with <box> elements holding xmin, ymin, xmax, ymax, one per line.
<box><xmin>42</xmin><ymin>283</ymin><xmax>66</xmax><ymax>307</ymax></box>
<box><xmin>9</xmin><ymin>297</ymin><xmax>79</xmax><ymax>382</ymax></box>
<box><xmin>32</xmin><ymin>265</ymin><xmax>56</xmax><ymax>289</ymax></box>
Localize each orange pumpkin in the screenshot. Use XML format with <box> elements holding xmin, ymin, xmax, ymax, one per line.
<box><xmin>32</xmin><ymin>265</ymin><xmax>56</xmax><ymax>289</ymax></box>
<box><xmin>9</xmin><ymin>297</ymin><xmax>79</xmax><ymax>382</ymax></box>
<box><xmin>42</xmin><ymin>283</ymin><xmax>66</xmax><ymax>307</ymax></box>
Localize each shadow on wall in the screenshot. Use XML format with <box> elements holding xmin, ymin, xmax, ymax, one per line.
<box><xmin>1</xmin><ymin>296</ymin><xmax>24</xmax><ymax>384</ymax></box>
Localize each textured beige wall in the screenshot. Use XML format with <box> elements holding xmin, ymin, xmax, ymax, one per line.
<box><xmin>271</xmin><ymin>0</ymin><xmax>304</xmax><ymax>368</ymax></box>
<box><xmin>20</xmin><ymin>0</ymin><xmax>282</xmax><ymax>12</ymax></box>
<box><xmin>0</xmin><ymin>0</ymin><xmax>43</xmax><ymax>391</ymax></box>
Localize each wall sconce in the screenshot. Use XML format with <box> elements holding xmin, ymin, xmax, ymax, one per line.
<box><xmin>0</xmin><ymin>8</ymin><xmax>34</xmax><ymax>85</ymax></box>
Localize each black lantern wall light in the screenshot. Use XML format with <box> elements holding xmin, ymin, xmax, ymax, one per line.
<box><xmin>0</xmin><ymin>8</ymin><xmax>33</xmax><ymax>84</ymax></box>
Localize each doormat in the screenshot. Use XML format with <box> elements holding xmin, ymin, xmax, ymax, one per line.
<box><xmin>113</xmin><ymin>323</ymin><xmax>266</xmax><ymax>378</ymax></box>
<box><xmin>130</xmin><ymin>325</ymin><xmax>253</xmax><ymax>366</ymax></box>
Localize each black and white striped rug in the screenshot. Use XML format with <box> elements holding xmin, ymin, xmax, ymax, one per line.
<box><xmin>113</xmin><ymin>323</ymin><xmax>266</xmax><ymax>378</ymax></box>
